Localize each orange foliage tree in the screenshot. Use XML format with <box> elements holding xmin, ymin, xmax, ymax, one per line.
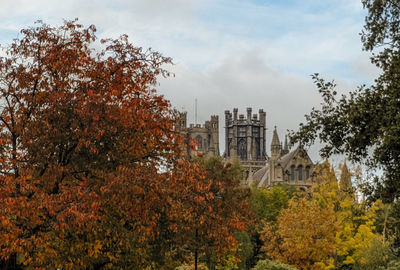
<box><xmin>0</xmin><ymin>20</ymin><xmax>249</xmax><ymax>269</ymax></box>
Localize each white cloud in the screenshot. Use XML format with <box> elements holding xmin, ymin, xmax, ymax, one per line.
<box><xmin>158</xmin><ymin>49</ymin><xmax>322</xmax><ymax>156</ymax></box>
<box><xmin>0</xmin><ymin>0</ymin><xmax>377</xmax><ymax>162</ymax></box>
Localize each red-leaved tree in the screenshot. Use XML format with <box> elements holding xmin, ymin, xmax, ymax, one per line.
<box><xmin>0</xmin><ymin>20</ymin><xmax>250</xmax><ymax>269</ymax></box>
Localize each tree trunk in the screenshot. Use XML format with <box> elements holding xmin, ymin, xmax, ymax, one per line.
<box><xmin>195</xmin><ymin>228</ymin><xmax>198</xmax><ymax>270</ymax></box>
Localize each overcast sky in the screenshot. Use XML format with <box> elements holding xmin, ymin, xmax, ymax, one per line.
<box><xmin>0</xmin><ymin>0</ymin><xmax>381</xmax><ymax>162</ymax></box>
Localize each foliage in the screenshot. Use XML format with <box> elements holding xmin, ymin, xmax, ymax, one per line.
<box><xmin>385</xmin><ymin>260</ymin><xmax>400</xmax><ymax>270</ymax></box>
<box><xmin>182</xmin><ymin>156</ymin><xmax>251</xmax><ymax>270</ymax></box>
<box><xmin>249</xmin><ymin>185</ymin><xmax>290</xmax><ymax>223</ymax></box>
<box><xmin>0</xmin><ymin>20</ymin><xmax>249</xmax><ymax>269</ymax></box>
<box><xmin>215</xmin><ymin>255</ymin><xmax>239</xmax><ymax>270</ymax></box>
<box><xmin>290</xmin><ymin>0</ymin><xmax>400</xmax><ymax>202</ymax></box>
<box><xmin>246</xmin><ymin>184</ymin><xmax>292</xmax><ymax>268</ymax></box>
<box><xmin>233</xmin><ymin>230</ymin><xmax>254</xmax><ymax>270</ymax></box>
<box><xmin>262</xmin><ymin>196</ymin><xmax>337</xmax><ymax>270</ymax></box>
<box><xmin>352</xmin><ymin>237</ymin><xmax>398</xmax><ymax>270</ymax></box>
<box><xmin>261</xmin><ymin>162</ymin><xmax>387</xmax><ymax>270</ymax></box>
<box><xmin>251</xmin><ymin>259</ymin><xmax>297</xmax><ymax>270</ymax></box>
<box><xmin>338</xmin><ymin>162</ymin><xmax>354</xmax><ymax>198</ymax></box>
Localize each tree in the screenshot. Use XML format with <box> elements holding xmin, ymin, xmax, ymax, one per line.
<box><xmin>0</xmin><ymin>19</ymin><xmax>180</xmax><ymax>269</ymax></box>
<box><xmin>249</xmin><ymin>185</ymin><xmax>290</xmax><ymax>223</ymax></box>
<box><xmin>262</xmin><ymin>196</ymin><xmax>337</xmax><ymax>270</ymax></box>
<box><xmin>261</xmin><ymin>162</ymin><xmax>386</xmax><ymax>270</ymax></box>
<box><xmin>251</xmin><ymin>259</ymin><xmax>297</xmax><ymax>270</ymax></box>
<box><xmin>189</xmin><ymin>156</ymin><xmax>251</xmax><ymax>270</ymax></box>
<box><xmin>352</xmin><ymin>237</ymin><xmax>400</xmax><ymax>270</ymax></box>
<box><xmin>0</xmin><ymin>20</ymin><xmax>248</xmax><ymax>269</ymax></box>
<box><xmin>246</xmin><ymin>184</ymin><xmax>292</xmax><ymax>268</ymax></box>
<box><xmin>233</xmin><ymin>230</ymin><xmax>254</xmax><ymax>270</ymax></box>
<box><xmin>290</xmin><ymin>0</ymin><xmax>400</xmax><ymax>202</ymax></box>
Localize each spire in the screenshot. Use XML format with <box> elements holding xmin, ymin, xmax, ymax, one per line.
<box><xmin>281</xmin><ymin>134</ymin><xmax>289</xmax><ymax>155</ymax></box>
<box><xmin>339</xmin><ymin>160</ymin><xmax>354</xmax><ymax>198</ymax></box>
<box><xmin>271</xmin><ymin>126</ymin><xmax>280</xmax><ymax>146</ymax></box>
<box><xmin>284</xmin><ymin>135</ymin><xmax>288</xmax><ymax>151</ymax></box>
<box><xmin>271</xmin><ymin>126</ymin><xmax>281</xmax><ymax>160</ymax></box>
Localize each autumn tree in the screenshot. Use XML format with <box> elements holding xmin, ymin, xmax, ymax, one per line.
<box><xmin>0</xmin><ymin>20</ymin><xmax>249</xmax><ymax>269</ymax></box>
<box><xmin>185</xmin><ymin>156</ymin><xmax>251</xmax><ymax>270</ymax></box>
<box><xmin>262</xmin><ymin>195</ymin><xmax>337</xmax><ymax>270</ymax></box>
<box><xmin>0</xmin><ymin>19</ymin><xmax>178</xmax><ymax>269</ymax></box>
<box><xmin>261</xmin><ymin>162</ymin><xmax>386</xmax><ymax>270</ymax></box>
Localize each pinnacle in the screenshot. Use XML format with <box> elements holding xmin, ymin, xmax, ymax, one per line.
<box><xmin>271</xmin><ymin>126</ymin><xmax>280</xmax><ymax>146</ymax></box>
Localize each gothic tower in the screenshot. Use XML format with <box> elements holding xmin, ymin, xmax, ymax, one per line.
<box><xmin>177</xmin><ymin>112</ymin><xmax>219</xmax><ymax>157</ymax></box>
<box><xmin>224</xmin><ymin>108</ymin><xmax>267</xmax><ymax>182</ymax></box>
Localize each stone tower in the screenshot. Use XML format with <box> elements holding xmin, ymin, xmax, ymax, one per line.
<box><xmin>224</xmin><ymin>108</ymin><xmax>267</xmax><ymax>182</ymax></box>
<box><xmin>177</xmin><ymin>112</ymin><xmax>219</xmax><ymax>157</ymax></box>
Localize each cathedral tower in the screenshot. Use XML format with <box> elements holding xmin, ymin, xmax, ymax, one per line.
<box><xmin>177</xmin><ymin>112</ymin><xmax>219</xmax><ymax>157</ymax></box>
<box><xmin>225</xmin><ymin>108</ymin><xmax>267</xmax><ymax>182</ymax></box>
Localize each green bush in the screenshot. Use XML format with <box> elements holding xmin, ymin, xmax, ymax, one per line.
<box><xmin>251</xmin><ymin>259</ymin><xmax>296</xmax><ymax>270</ymax></box>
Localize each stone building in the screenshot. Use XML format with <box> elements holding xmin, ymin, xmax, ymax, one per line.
<box><xmin>178</xmin><ymin>107</ymin><xmax>315</xmax><ymax>189</ymax></box>
<box><xmin>177</xmin><ymin>112</ymin><xmax>220</xmax><ymax>157</ymax></box>
<box><xmin>224</xmin><ymin>108</ymin><xmax>267</xmax><ymax>182</ymax></box>
<box><xmin>252</xmin><ymin>127</ymin><xmax>315</xmax><ymax>190</ymax></box>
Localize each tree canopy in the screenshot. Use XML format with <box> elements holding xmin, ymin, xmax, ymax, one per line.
<box><xmin>0</xmin><ymin>20</ymin><xmax>250</xmax><ymax>269</ymax></box>
<box><xmin>290</xmin><ymin>0</ymin><xmax>400</xmax><ymax>202</ymax></box>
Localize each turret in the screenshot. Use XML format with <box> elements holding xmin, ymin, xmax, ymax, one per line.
<box><xmin>247</xmin><ymin>107</ymin><xmax>252</xmax><ymax>123</ymax></box>
<box><xmin>271</xmin><ymin>126</ymin><xmax>281</xmax><ymax>160</ymax></box>
<box><xmin>210</xmin><ymin>115</ymin><xmax>219</xmax><ymax>155</ymax></box>
<box><xmin>282</xmin><ymin>135</ymin><xmax>289</xmax><ymax>155</ymax></box>
<box><xmin>177</xmin><ymin>111</ymin><xmax>187</xmax><ymax>131</ymax></box>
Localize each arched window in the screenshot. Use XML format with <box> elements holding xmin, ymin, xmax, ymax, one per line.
<box><xmin>306</xmin><ymin>166</ymin><xmax>310</xmax><ymax>179</ymax></box>
<box><xmin>238</xmin><ymin>138</ymin><xmax>247</xmax><ymax>160</ymax></box>
<box><xmin>298</xmin><ymin>165</ymin><xmax>303</xmax><ymax>180</ymax></box>
<box><xmin>290</xmin><ymin>165</ymin><xmax>295</xmax><ymax>180</ymax></box>
<box><xmin>196</xmin><ymin>135</ymin><xmax>202</xmax><ymax>150</ymax></box>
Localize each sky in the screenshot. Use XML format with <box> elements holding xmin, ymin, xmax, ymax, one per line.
<box><xmin>0</xmin><ymin>0</ymin><xmax>381</xmax><ymax>162</ymax></box>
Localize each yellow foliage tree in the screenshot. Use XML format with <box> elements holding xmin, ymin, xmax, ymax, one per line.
<box><xmin>261</xmin><ymin>197</ymin><xmax>337</xmax><ymax>270</ymax></box>
<box><xmin>261</xmin><ymin>161</ymin><xmax>384</xmax><ymax>270</ymax></box>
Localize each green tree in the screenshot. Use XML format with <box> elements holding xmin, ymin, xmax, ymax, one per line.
<box><xmin>251</xmin><ymin>259</ymin><xmax>297</xmax><ymax>270</ymax></box>
<box><xmin>352</xmin><ymin>237</ymin><xmax>400</xmax><ymax>270</ymax></box>
<box><xmin>234</xmin><ymin>231</ymin><xmax>254</xmax><ymax>270</ymax></box>
<box><xmin>247</xmin><ymin>185</ymin><xmax>292</xmax><ymax>268</ymax></box>
<box><xmin>249</xmin><ymin>185</ymin><xmax>290</xmax><ymax>223</ymax></box>
<box><xmin>290</xmin><ymin>0</ymin><xmax>400</xmax><ymax>202</ymax></box>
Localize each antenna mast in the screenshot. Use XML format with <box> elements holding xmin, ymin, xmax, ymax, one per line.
<box><xmin>195</xmin><ymin>98</ymin><xmax>198</xmax><ymax>125</ymax></box>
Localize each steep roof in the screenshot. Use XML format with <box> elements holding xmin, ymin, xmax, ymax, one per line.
<box><xmin>280</xmin><ymin>146</ymin><xmax>313</xmax><ymax>169</ymax></box>
<box><xmin>257</xmin><ymin>164</ymin><xmax>269</xmax><ymax>187</ymax></box>
<box><xmin>253</xmin><ymin>165</ymin><xmax>268</xmax><ymax>181</ymax></box>
<box><xmin>280</xmin><ymin>147</ymin><xmax>299</xmax><ymax>169</ymax></box>
<box><xmin>252</xmin><ymin>146</ymin><xmax>314</xmax><ymax>187</ymax></box>
<box><xmin>271</xmin><ymin>126</ymin><xmax>280</xmax><ymax>146</ymax></box>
